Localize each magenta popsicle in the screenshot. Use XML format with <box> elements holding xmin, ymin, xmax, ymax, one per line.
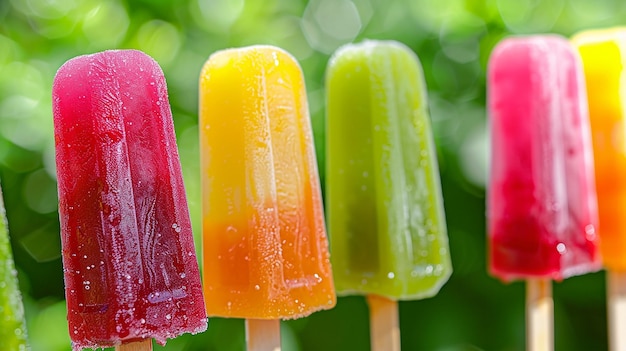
<box><xmin>53</xmin><ymin>50</ymin><xmax>207</xmax><ymax>350</ymax></box>
<box><xmin>487</xmin><ymin>35</ymin><xmax>600</xmax><ymax>281</ymax></box>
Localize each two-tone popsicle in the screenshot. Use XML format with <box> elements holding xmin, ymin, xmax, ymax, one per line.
<box><xmin>199</xmin><ymin>45</ymin><xmax>336</xmax><ymax>350</ymax></box>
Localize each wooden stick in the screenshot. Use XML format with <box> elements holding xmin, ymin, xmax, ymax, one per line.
<box><xmin>115</xmin><ymin>339</ymin><xmax>152</xmax><ymax>351</ymax></box>
<box><xmin>246</xmin><ymin>319</ymin><xmax>281</xmax><ymax>351</ymax></box>
<box><xmin>607</xmin><ymin>271</ymin><xmax>626</xmax><ymax>351</ymax></box>
<box><xmin>367</xmin><ymin>294</ymin><xmax>400</xmax><ymax>351</ymax></box>
<box><xmin>526</xmin><ymin>279</ymin><xmax>553</xmax><ymax>351</ymax></box>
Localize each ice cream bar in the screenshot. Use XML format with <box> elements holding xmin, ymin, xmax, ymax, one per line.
<box><xmin>53</xmin><ymin>50</ymin><xmax>207</xmax><ymax>350</ymax></box>
<box><xmin>0</xmin><ymin>187</ymin><xmax>28</xmax><ymax>350</ymax></box>
<box><xmin>199</xmin><ymin>45</ymin><xmax>336</xmax><ymax>319</ymax></box>
<box><xmin>572</xmin><ymin>28</ymin><xmax>626</xmax><ymax>271</ymax></box>
<box><xmin>487</xmin><ymin>35</ymin><xmax>600</xmax><ymax>281</ymax></box>
<box><xmin>325</xmin><ymin>40</ymin><xmax>452</xmax><ymax>300</ymax></box>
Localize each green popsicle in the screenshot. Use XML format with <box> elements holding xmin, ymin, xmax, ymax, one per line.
<box><xmin>326</xmin><ymin>40</ymin><xmax>451</xmax><ymax>301</ymax></box>
<box><xmin>0</xmin><ymin>186</ymin><xmax>28</xmax><ymax>350</ymax></box>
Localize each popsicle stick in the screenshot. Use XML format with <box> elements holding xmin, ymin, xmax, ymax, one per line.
<box><xmin>246</xmin><ymin>319</ymin><xmax>281</xmax><ymax>351</ymax></box>
<box><xmin>526</xmin><ymin>279</ymin><xmax>553</xmax><ymax>351</ymax></box>
<box><xmin>607</xmin><ymin>271</ymin><xmax>626</xmax><ymax>351</ymax></box>
<box><xmin>367</xmin><ymin>294</ymin><xmax>400</xmax><ymax>351</ymax></box>
<box><xmin>115</xmin><ymin>339</ymin><xmax>152</xmax><ymax>351</ymax></box>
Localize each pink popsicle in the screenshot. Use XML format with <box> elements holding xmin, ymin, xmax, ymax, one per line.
<box><xmin>487</xmin><ymin>35</ymin><xmax>600</xmax><ymax>281</ymax></box>
<box><xmin>53</xmin><ymin>50</ymin><xmax>207</xmax><ymax>350</ymax></box>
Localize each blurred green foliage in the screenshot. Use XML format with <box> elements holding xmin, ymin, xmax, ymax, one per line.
<box><xmin>0</xmin><ymin>0</ymin><xmax>625</xmax><ymax>350</ymax></box>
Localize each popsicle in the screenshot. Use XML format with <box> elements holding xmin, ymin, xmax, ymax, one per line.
<box><xmin>53</xmin><ymin>50</ymin><xmax>207</xmax><ymax>351</ymax></box>
<box><xmin>487</xmin><ymin>35</ymin><xmax>600</xmax><ymax>350</ymax></box>
<box><xmin>199</xmin><ymin>45</ymin><xmax>336</xmax><ymax>349</ymax></box>
<box><xmin>325</xmin><ymin>40</ymin><xmax>452</xmax><ymax>351</ymax></box>
<box><xmin>571</xmin><ymin>27</ymin><xmax>626</xmax><ymax>351</ymax></box>
<box><xmin>0</xmin><ymin>186</ymin><xmax>29</xmax><ymax>351</ymax></box>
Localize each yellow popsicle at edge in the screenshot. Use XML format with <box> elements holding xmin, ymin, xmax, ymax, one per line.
<box><xmin>199</xmin><ymin>45</ymin><xmax>336</xmax><ymax>319</ymax></box>
<box><xmin>572</xmin><ymin>28</ymin><xmax>626</xmax><ymax>271</ymax></box>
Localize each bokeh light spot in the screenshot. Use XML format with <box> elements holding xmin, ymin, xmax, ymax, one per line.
<box><xmin>460</xmin><ymin>122</ymin><xmax>488</xmax><ymax>188</ymax></box>
<box><xmin>82</xmin><ymin>1</ymin><xmax>129</xmax><ymax>49</ymax></box>
<box><xmin>26</xmin><ymin>0</ymin><xmax>76</xmax><ymax>19</ymax></box>
<box><xmin>439</xmin><ymin>14</ymin><xmax>486</xmax><ymax>64</ymax></box>
<box><xmin>23</xmin><ymin>169</ymin><xmax>58</xmax><ymax>214</ymax></box>
<box><xmin>135</xmin><ymin>20</ymin><xmax>181</xmax><ymax>67</ymax></box>
<box><xmin>194</xmin><ymin>0</ymin><xmax>244</xmax><ymax>31</ymax></box>
<box><xmin>302</xmin><ymin>0</ymin><xmax>363</xmax><ymax>54</ymax></box>
<box><xmin>496</xmin><ymin>0</ymin><xmax>565</xmax><ymax>34</ymax></box>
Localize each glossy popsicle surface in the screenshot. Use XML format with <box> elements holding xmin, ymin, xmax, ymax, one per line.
<box><xmin>0</xmin><ymin>187</ymin><xmax>28</xmax><ymax>351</ymax></box>
<box><xmin>572</xmin><ymin>28</ymin><xmax>626</xmax><ymax>271</ymax></box>
<box><xmin>487</xmin><ymin>36</ymin><xmax>600</xmax><ymax>281</ymax></box>
<box><xmin>326</xmin><ymin>40</ymin><xmax>451</xmax><ymax>300</ymax></box>
<box><xmin>53</xmin><ymin>50</ymin><xmax>207</xmax><ymax>350</ymax></box>
<box><xmin>199</xmin><ymin>46</ymin><xmax>335</xmax><ymax>319</ymax></box>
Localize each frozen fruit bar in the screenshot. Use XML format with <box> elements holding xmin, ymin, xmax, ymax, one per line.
<box><xmin>53</xmin><ymin>50</ymin><xmax>207</xmax><ymax>350</ymax></box>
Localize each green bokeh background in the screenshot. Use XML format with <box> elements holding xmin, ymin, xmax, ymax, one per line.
<box><xmin>0</xmin><ymin>0</ymin><xmax>621</xmax><ymax>350</ymax></box>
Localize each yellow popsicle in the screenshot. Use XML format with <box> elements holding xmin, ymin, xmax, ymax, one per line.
<box><xmin>199</xmin><ymin>45</ymin><xmax>336</xmax><ymax>320</ymax></box>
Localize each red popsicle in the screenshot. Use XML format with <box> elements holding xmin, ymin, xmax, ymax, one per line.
<box><xmin>53</xmin><ymin>50</ymin><xmax>207</xmax><ymax>350</ymax></box>
<box><xmin>487</xmin><ymin>35</ymin><xmax>600</xmax><ymax>350</ymax></box>
<box><xmin>488</xmin><ymin>36</ymin><xmax>600</xmax><ymax>281</ymax></box>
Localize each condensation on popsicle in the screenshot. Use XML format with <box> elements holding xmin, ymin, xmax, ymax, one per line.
<box><xmin>53</xmin><ymin>50</ymin><xmax>207</xmax><ymax>350</ymax></box>
<box><xmin>326</xmin><ymin>40</ymin><xmax>452</xmax><ymax>300</ymax></box>
<box><xmin>199</xmin><ymin>45</ymin><xmax>336</xmax><ymax>319</ymax></box>
<box><xmin>0</xmin><ymin>186</ymin><xmax>29</xmax><ymax>351</ymax></box>
<box><xmin>572</xmin><ymin>28</ymin><xmax>626</xmax><ymax>271</ymax></box>
<box><xmin>487</xmin><ymin>35</ymin><xmax>601</xmax><ymax>281</ymax></box>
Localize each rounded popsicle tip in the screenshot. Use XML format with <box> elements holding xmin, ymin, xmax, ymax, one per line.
<box><xmin>487</xmin><ymin>34</ymin><xmax>583</xmax><ymax>88</ymax></box>
<box><xmin>571</xmin><ymin>26</ymin><xmax>626</xmax><ymax>46</ymax></box>
<box><xmin>53</xmin><ymin>50</ymin><xmax>168</xmax><ymax>114</ymax></box>
<box><xmin>55</xmin><ymin>49</ymin><xmax>163</xmax><ymax>80</ymax></box>
<box><xmin>327</xmin><ymin>39</ymin><xmax>422</xmax><ymax>74</ymax></box>
<box><xmin>200</xmin><ymin>45</ymin><xmax>302</xmax><ymax>81</ymax></box>
<box><xmin>489</xmin><ymin>34</ymin><xmax>573</xmax><ymax>64</ymax></box>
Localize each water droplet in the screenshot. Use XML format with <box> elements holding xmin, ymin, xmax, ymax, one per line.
<box><xmin>166</xmin><ymin>314</ymin><xmax>171</xmax><ymax>320</ymax></box>
<box><xmin>254</xmin><ymin>285</ymin><xmax>260</xmax><ymax>290</ymax></box>
<box><xmin>180</xmin><ymin>273</ymin><xmax>186</xmax><ymax>278</ymax></box>
<box><xmin>556</xmin><ymin>243</ymin><xmax>567</xmax><ymax>254</ymax></box>
<box><xmin>387</xmin><ymin>272</ymin><xmax>395</xmax><ymax>279</ymax></box>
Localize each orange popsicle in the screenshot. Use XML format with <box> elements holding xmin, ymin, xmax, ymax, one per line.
<box><xmin>199</xmin><ymin>46</ymin><xmax>336</xmax><ymax>320</ymax></box>
<box><xmin>572</xmin><ymin>28</ymin><xmax>626</xmax><ymax>270</ymax></box>
<box><xmin>572</xmin><ymin>27</ymin><xmax>626</xmax><ymax>351</ymax></box>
